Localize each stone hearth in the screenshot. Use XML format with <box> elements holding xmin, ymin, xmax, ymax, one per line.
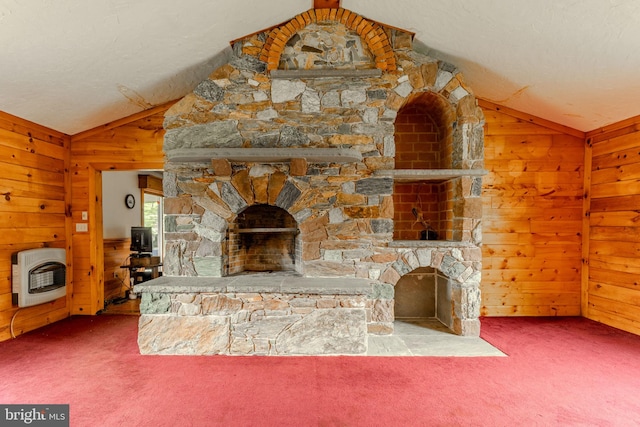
<box><xmin>136</xmin><ymin>274</ymin><xmax>371</xmax><ymax>355</ymax></box>
<box><xmin>136</xmin><ymin>6</ymin><xmax>485</xmax><ymax>355</ymax></box>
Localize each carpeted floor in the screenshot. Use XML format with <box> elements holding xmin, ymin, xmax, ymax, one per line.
<box><xmin>1</xmin><ymin>315</ymin><xmax>639</xmax><ymax>426</ymax></box>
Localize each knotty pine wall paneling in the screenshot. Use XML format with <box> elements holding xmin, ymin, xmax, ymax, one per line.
<box><xmin>70</xmin><ymin>103</ymin><xmax>170</xmax><ymax>315</ymax></box>
<box><xmin>8</xmin><ymin>94</ymin><xmax>639</xmax><ymax>336</ymax></box>
<box><xmin>0</xmin><ymin>112</ymin><xmax>72</xmax><ymax>341</ymax></box>
<box><xmin>70</xmin><ymin>99</ymin><xmax>589</xmax><ymax>318</ymax></box>
<box><xmin>103</xmin><ymin>238</ymin><xmax>133</xmax><ymax>302</ymax></box>
<box><xmin>585</xmin><ymin>117</ymin><xmax>640</xmax><ymax>335</ymax></box>
<box><xmin>479</xmin><ymin>101</ymin><xmax>585</xmax><ymax>316</ymax></box>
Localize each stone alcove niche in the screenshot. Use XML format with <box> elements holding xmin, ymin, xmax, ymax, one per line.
<box><xmin>393</xmin><ymin>92</ymin><xmax>456</xmax><ymax>241</ymax></box>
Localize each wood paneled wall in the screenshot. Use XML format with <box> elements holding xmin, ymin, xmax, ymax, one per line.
<box><xmin>103</xmin><ymin>238</ymin><xmax>132</xmax><ymax>302</ymax></box>
<box><xmin>4</xmin><ymin>96</ymin><xmax>640</xmax><ymax>337</ymax></box>
<box><xmin>0</xmin><ymin>112</ymin><xmax>71</xmax><ymax>340</ymax></box>
<box><xmin>584</xmin><ymin>117</ymin><xmax>640</xmax><ymax>335</ymax></box>
<box><xmin>480</xmin><ymin>101</ymin><xmax>585</xmax><ymax>316</ymax></box>
<box><xmin>69</xmin><ymin>104</ymin><xmax>170</xmax><ymax>315</ymax></box>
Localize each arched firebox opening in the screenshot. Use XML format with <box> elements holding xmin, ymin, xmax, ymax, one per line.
<box><xmin>228</xmin><ymin>204</ymin><xmax>298</xmax><ymax>275</ymax></box>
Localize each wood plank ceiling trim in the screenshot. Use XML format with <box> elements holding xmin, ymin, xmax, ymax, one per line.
<box><xmin>478</xmin><ymin>99</ymin><xmax>585</xmax><ymax>139</ymax></box>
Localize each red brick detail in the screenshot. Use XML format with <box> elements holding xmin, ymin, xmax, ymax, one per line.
<box><xmin>307</xmin><ymin>9</ymin><xmax>317</xmax><ymax>22</ymax></box>
<box><xmin>395</xmin><ymin>104</ymin><xmax>442</xmax><ymax>169</ymax></box>
<box><xmin>301</xmin><ymin>11</ymin><xmax>312</xmax><ymax>25</ymax></box>
<box><xmin>317</xmin><ymin>9</ymin><xmax>329</xmax><ymax>21</ymax></box>
<box><xmin>339</xmin><ymin>9</ymin><xmax>351</xmax><ymax>25</ymax></box>
<box><xmin>392</xmin><ymin>182</ymin><xmax>452</xmax><ymax>241</ymax></box>
<box><xmin>351</xmin><ymin>15</ymin><xmax>363</xmax><ymax>30</ymax></box>
<box><xmin>260</xmin><ymin>8</ymin><xmax>396</xmax><ymax>72</ymax></box>
<box><xmin>280</xmin><ymin>25</ymin><xmax>292</xmax><ymax>38</ymax></box>
<box><xmin>345</xmin><ymin>10</ymin><xmax>357</xmax><ymax>27</ymax></box>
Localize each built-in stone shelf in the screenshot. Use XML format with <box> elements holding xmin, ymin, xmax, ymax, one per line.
<box><xmin>234</xmin><ymin>227</ymin><xmax>297</xmax><ymax>234</ymax></box>
<box><xmin>165</xmin><ymin>147</ymin><xmax>363</xmax><ymax>164</ymax></box>
<box><xmin>134</xmin><ymin>274</ymin><xmax>373</xmax><ymax>295</ymax></box>
<box><xmin>389</xmin><ymin>240</ymin><xmax>480</xmax><ymax>248</ymax></box>
<box><xmin>375</xmin><ymin>169</ymin><xmax>488</xmax><ymax>182</ymax></box>
<box><xmin>271</xmin><ymin>69</ymin><xmax>382</xmax><ymax>79</ymax></box>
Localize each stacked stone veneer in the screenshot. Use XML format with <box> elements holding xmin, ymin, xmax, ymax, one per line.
<box><xmin>383</xmin><ymin>242</ymin><xmax>482</xmax><ymax>335</ymax></box>
<box><xmin>145</xmin><ymin>7</ymin><xmax>485</xmax><ymax>355</ymax></box>
<box><xmin>136</xmin><ymin>276</ymin><xmax>372</xmax><ymax>356</ymax></box>
<box><xmin>135</xmin><ymin>241</ymin><xmax>481</xmax><ymax>356</ymax></box>
<box><xmin>139</xmin><ymin>292</ymin><xmax>367</xmax><ymax>356</ymax></box>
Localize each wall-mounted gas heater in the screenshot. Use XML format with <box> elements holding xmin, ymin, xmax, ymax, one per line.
<box><xmin>12</xmin><ymin>248</ymin><xmax>66</xmax><ymax>308</ymax></box>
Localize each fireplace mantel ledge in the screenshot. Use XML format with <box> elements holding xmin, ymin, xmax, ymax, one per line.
<box><xmin>165</xmin><ymin>148</ymin><xmax>363</xmax><ymax>163</ymax></box>
<box><xmin>134</xmin><ymin>275</ymin><xmax>373</xmax><ymax>295</ymax></box>
<box><xmin>270</xmin><ymin>69</ymin><xmax>383</xmax><ymax>79</ymax></box>
<box><xmin>374</xmin><ymin>169</ymin><xmax>488</xmax><ymax>182</ymax></box>
<box><xmin>389</xmin><ymin>240</ymin><xmax>480</xmax><ymax>248</ymax></box>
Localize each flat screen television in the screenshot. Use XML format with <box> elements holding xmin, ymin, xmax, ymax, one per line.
<box><xmin>130</xmin><ymin>226</ymin><xmax>153</xmax><ymax>254</ymax></box>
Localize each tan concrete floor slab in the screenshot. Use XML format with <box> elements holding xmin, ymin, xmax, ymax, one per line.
<box><xmin>367</xmin><ymin>319</ymin><xmax>506</xmax><ymax>357</ymax></box>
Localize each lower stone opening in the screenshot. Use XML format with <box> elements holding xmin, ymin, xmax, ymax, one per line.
<box><xmin>394</xmin><ymin>267</ymin><xmax>452</xmax><ymax>330</ymax></box>
<box><xmin>228</xmin><ymin>204</ymin><xmax>298</xmax><ymax>274</ymax></box>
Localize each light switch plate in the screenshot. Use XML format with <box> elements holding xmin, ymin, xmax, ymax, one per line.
<box><xmin>76</xmin><ymin>223</ymin><xmax>88</xmax><ymax>232</ymax></box>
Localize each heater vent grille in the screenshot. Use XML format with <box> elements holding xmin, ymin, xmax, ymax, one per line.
<box><xmin>12</xmin><ymin>248</ymin><xmax>66</xmax><ymax>307</ymax></box>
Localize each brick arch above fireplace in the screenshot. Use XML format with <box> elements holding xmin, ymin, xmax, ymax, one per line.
<box><xmin>259</xmin><ymin>8</ymin><xmax>396</xmax><ymax>72</ymax></box>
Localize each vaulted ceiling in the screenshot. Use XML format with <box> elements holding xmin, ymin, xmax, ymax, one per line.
<box><xmin>1</xmin><ymin>0</ymin><xmax>639</xmax><ymax>135</ymax></box>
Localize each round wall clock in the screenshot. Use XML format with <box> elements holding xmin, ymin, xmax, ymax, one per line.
<box><xmin>125</xmin><ymin>194</ymin><xmax>136</xmax><ymax>209</ymax></box>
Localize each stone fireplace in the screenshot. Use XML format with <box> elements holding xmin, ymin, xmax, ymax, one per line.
<box><xmin>135</xmin><ymin>6</ymin><xmax>485</xmax><ymax>355</ymax></box>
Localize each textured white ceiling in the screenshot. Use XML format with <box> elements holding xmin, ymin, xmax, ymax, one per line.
<box><xmin>1</xmin><ymin>0</ymin><xmax>639</xmax><ymax>134</ymax></box>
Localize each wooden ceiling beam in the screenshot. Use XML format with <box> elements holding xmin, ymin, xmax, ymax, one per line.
<box><xmin>314</xmin><ymin>0</ymin><xmax>340</xmax><ymax>9</ymax></box>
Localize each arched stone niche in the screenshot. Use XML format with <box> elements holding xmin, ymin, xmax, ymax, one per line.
<box><xmin>380</xmin><ymin>245</ymin><xmax>482</xmax><ymax>336</ymax></box>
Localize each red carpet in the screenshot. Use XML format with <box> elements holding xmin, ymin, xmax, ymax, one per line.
<box><xmin>1</xmin><ymin>315</ymin><xmax>639</xmax><ymax>426</ymax></box>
